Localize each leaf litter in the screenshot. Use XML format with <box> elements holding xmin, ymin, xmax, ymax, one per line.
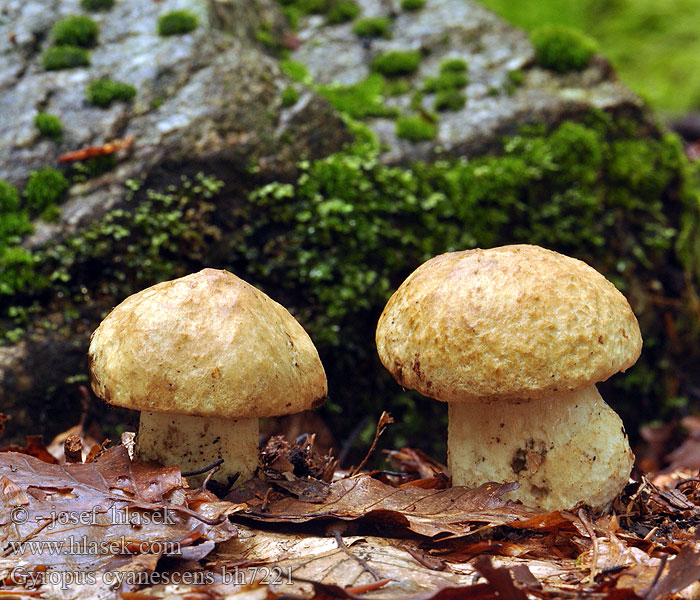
<box><xmin>1</xmin><ymin>414</ymin><xmax>700</xmax><ymax>599</ymax></box>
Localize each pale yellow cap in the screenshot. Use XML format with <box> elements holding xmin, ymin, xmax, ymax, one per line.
<box><xmin>89</xmin><ymin>269</ymin><xmax>327</xmax><ymax>418</ymax></box>
<box><xmin>376</xmin><ymin>245</ymin><xmax>642</xmax><ymax>402</ymax></box>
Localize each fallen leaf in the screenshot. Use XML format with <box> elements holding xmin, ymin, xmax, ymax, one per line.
<box><xmin>228</xmin><ymin>474</ymin><xmax>539</xmax><ymax>539</ymax></box>
<box><xmin>0</xmin><ymin>447</ymin><xmax>241</xmax><ymax>577</ymax></box>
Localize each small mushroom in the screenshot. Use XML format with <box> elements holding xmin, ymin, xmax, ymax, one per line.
<box><xmin>376</xmin><ymin>245</ymin><xmax>641</xmax><ymax>511</ymax></box>
<box><xmin>88</xmin><ymin>268</ymin><xmax>327</xmax><ymax>485</ymax></box>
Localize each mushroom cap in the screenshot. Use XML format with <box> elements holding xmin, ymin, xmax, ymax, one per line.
<box><xmin>376</xmin><ymin>245</ymin><xmax>642</xmax><ymax>402</ymax></box>
<box><xmin>89</xmin><ymin>269</ymin><xmax>327</xmax><ymax>418</ymax></box>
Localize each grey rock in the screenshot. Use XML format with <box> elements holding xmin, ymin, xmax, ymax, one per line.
<box><xmin>0</xmin><ymin>0</ymin><xmax>350</xmax><ymax>240</ymax></box>
<box><xmin>292</xmin><ymin>0</ymin><xmax>644</xmax><ymax>164</ymax></box>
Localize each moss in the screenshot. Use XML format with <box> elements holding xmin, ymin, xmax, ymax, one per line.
<box><xmin>86</xmin><ymin>79</ymin><xmax>136</xmax><ymax>108</ymax></box>
<box><xmin>0</xmin><ymin>180</ymin><xmax>21</xmax><ymax>213</ymax></box>
<box><xmin>384</xmin><ymin>78</ymin><xmax>411</xmax><ymax>96</ymax></box>
<box><xmin>353</xmin><ymin>16</ymin><xmax>392</xmax><ymax>38</ymax></box>
<box><xmin>0</xmin><ymin>248</ymin><xmax>39</xmax><ymax>297</ymax></box>
<box><xmin>396</xmin><ymin>114</ymin><xmax>437</xmax><ymax>140</ymax></box>
<box><xmin>157</xmin><ymin>10</ymin><xmax>198</xmax><ymax>36</ymax></box>
<box><xmin>34</xmin><ymin>113</ymin><xmax>63</xmax><ymax>141</ymax></box>
<box><xmin>80</xmin><ymin>0</ymin><xmax>115</xmax><ymax>10</ymax></box>
<box><xmin>401</xmin><ymin>0</ymin><xmax>427</xmax><ymax>10</ymax></box>
<box><xmin>371</xmin><ymin>50</ymin><xmax>422</xmax><ymax>77</ymax></box>
<box><xmin>51</xmin><ymin>15</ymin><xmax>98</xmax><ymax>48</ymax></box>
<box><xmin>0</xmin><ymin>180</ymin><xmax>32</xmax><ymax>246</ymax></box>
<box><xmin>280</xmin><ymin>59</ymin><xmax>312</xmax><ymax>84</ymax></box>
<box><xmin>326</xmin><ymin>0</ymin><xmax>360</xmax><ymax>24</ymax></box>
<box><xmin>531</xmin><ymin>25</ymin><xmax>598</xmax><ymax>72</ymax></box>
<box><xmin>440</xmin><ymin>57</ymin><xmax>468</xmax><ymax>73</ymax></box>
<box><xmin>318</xmin><ymin>74</ymin><xmax>399</xmax><ymax>119</ymax></box>
<box><xmin>434</xmin><ymin>89</ymin><xmax>466</xmax><ymax>111</ymax></box>
<box><xmin>423</xmin><ymin>71</ymin><xmax>467</xmax><ymax>92</ymax></box>
<box><xmin>40</xmin><ymin>204</ymin><xmax>62</xmax><ymax>223</ymax></box>
<box><xmin>70</xmin><ymin>155</ymin><xmax>118</xmax><ymax>182</ymax></box>
<box><xmin>42</xmin><ymin>46</ymin><xmax>90</xmax><ymax>70</ymax></box>
<box><xmin>24</xmin><ymin>169</ymin><xmax>69</xmax><ymax>216</ymax></box>
<box><xmin>0</xmin><ymin>173</ymin><xmax>223</xmax><ymax>327</ymax></box>
<box><xmin>281</xmin><ymin>85</ymin><xmax>300</xmax><ymax>107</ymax></box>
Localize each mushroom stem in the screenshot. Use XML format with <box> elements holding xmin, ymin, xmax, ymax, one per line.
<box><xmin>135</xmin><ymin>412</ymin><xmax>259</xmax><ymax>486</ymax></box>
<box><xmin>447</xmin><ymin>385</ymin><xmax>634</xmax><ymax>511</ymax></box>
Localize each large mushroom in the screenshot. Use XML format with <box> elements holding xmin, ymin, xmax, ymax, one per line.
<box><xmin>376</xmin><ymin>245</ymin><xmax>641</xmax><ymax>511</ymax></box>
<box><xmin>89</xmin><ymin>268</ymin><xmax>327</xmax><ymax>485</ymax></box>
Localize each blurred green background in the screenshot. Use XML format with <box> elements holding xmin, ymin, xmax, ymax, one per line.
<box><xmin>479</xmin><ymin>0</ymin><xmax>700</xmax><ymax>114</ymax></box>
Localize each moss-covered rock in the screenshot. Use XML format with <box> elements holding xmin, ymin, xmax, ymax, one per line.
<box><xmin>229</xmin><ymin>115</ymin><xmax>700</xmax><ymax>457</ymax></box>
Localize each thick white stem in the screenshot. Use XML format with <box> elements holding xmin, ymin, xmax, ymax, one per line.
<box><xmin>448</xmin><ymin>385</ymin><xmax>634</xmax><ymax>511</ymax></box>
<box><xmin>135</xmin><ymin>412</ymin><xmax>259</xmax><ymax>486</ymax></box>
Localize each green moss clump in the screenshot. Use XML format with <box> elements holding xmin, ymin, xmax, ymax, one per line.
<box><xmin>281</xmin><ymin>85</ymin><xmax>300</xmax><ymax>107</ymax></box>
<box><xmin>51</xmin><ymin>16</ymin><xmax>99</xmax><ymax>48</ymax></box>
<box><xmin>280</xmin><ymin>59</ymin><xmax>312</xmax><ymax>84</ymax></box>
<box><xmin>440</xmin><ymin>57</ymin><xmax>468</xmax><ymax>73</ymax></box>
<box><xmin>384</xmin><ymin>78</ymin><xmax>411</xmax><ymax>96</ymax></box>
<box><xmin>423</xmin><ymin>71</ymin><xmax>467</xmax><ymax>92</ymax></box>
<box><xmin>0</xmin><ymin>248</ymin><xmax>39</xmax><ymax>297</ymax></box>
<box><xmin>86</xmin><ymin>79</ymin><xmax>137</xmax><ymax>108</ymax></box>
<box><xmin>34</xmin><ymin>113</ymin><xmax>63</xmax><ymax>140</ymax></box>
<box><xmin>396</xmin><ymin>114</ymin><xmax>436</xmax><ymax>140</ymax></box>
<box><xmin>157</xmin><ymin>10</ymin><xmax>198</xmax><ymax>36</ymax></box>
<box><xmin>401</xmin><ymin>0</ymin><xmax>427</xmax><ymax>10</ymax></box>
<box><xmin>371</xmin><ymin>50</ymin><xmax>422</xmax><ymax>77</ymax></box>
<box><xmin>24</xmin><ymin>169</ymin><xmax>69</xmax><ymax>216</ymax></box>
<box><xmin>0</xmin><ymin>180</ymin><xmax>32</xmax><ymax>247</ymax></box>
<box><xmin>80</xmin><ymin>0</ymin><xmax>115</xmax><ymax>10</ymax></box>
<box><xmin>0</xmin><ymin>181</ymin><xmax>20</xmax><ymax>213</ymax></box>
<box><xmin>353</xmin><ymin>17</ymin><xmax>392</xmax><ymax>38</ymax></box>
<box><xmin>319</xmin><ymin>74</ymin><xmax>398</xmax><ymax>119</ymax></box>
<box><xmin>531</xmin><ymin>25</ymin><xmax>598</xmax><ymax>72</ymax></box>
<box><xmin>326</xmin><ymin>0</ymin><xmax>360</xmax><ymax>24</ymax></box>
<box><xmin>434</xmin><ymin>89</ymin><xmax>466</xmax><ymax>111</ymax></box>
<box><xmin>42</xmin><ymin>46</ymin><xmax>90</xmax><ymax>71</ymax></box>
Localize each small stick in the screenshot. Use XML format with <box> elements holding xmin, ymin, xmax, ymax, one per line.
<box><xmin>349</xmin><ymin>412</ymin><xmax>393</xmax><ymax>477</ymax></box>
<box><xmin>345</xmin><ymin>579</ymin><xmax>392</xmax><ymax>594</ymax></box>
<box><xmin>578</xmin><ymin>508</ymin><xmax>599</xmax><ymax>584</ymax></box>
<box><xmin>64</xmin><ymin>435</ymin><xmax>83</xmax><ymax>463</ymax></box>
<box><xmin>181</xmin><ymin>458</ymin><xmax>224</xmax><ymax>477</ymax></box>
<box><xmin>643</xmin><ymin>554</ymin><xmax>668</xmax><ymax>598</ymax></box>
<box><xmin>332</xmin><ymin>528</ymin><xmax>381</xmax><ymax>582</ymax></box>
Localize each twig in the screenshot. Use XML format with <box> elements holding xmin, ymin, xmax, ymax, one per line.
<box><xmin>64</xmin><ymin>434</ymin><xmax>83</xmax><ymax>463</ymax></box>
<box><xmin>643</xmin><ymin>554</ymin><xmax>668</xmax><ymax>599</ymax></box>
<box><xmin>182</xmin><ymin>458</ymin><xmax>224</xmax><ymax>477</ymax></box>
<box><xmin>332</xmin><ymin>528</ymin><xmax>381</xmax><ymax>582</ymax></box>
<box><xmin>345</xmin><ymin>579</ymin><xmax>392</xmax><ymax>593</ymax></box>
<box><xmin>348</xmin><ymin>412</ymin><xmax>394</xmax><ymax>477</ymax></box>
<box><xmin>578</xmin><ymin>508</ymin><xmax>598</xmax><ymax>584</ymax></box>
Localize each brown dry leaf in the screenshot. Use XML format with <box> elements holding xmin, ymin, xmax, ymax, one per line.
<box><xmin>1</xmin><ymin>435</ymin><xmax>59</xmax><ymax>464</ymax></box>
<box><xmin>0</xmin><ymin>447</ymin><xmax>241</xmax><ymax>578</ymax></box>
<box><xmin>228</xmin><ymin>474</ymin><xmax>539</xmax><ymax>539</ymax></box>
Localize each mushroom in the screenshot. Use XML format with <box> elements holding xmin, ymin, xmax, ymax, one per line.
<box><xmin>88</xmin><ymin>268</ymin><xmax>327</xmax><ymax>485</ymax></box>
<box><xmin>376</xmin><ymin>245</ymin><xmax>641</xmax><ymax>511</ymax></box>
